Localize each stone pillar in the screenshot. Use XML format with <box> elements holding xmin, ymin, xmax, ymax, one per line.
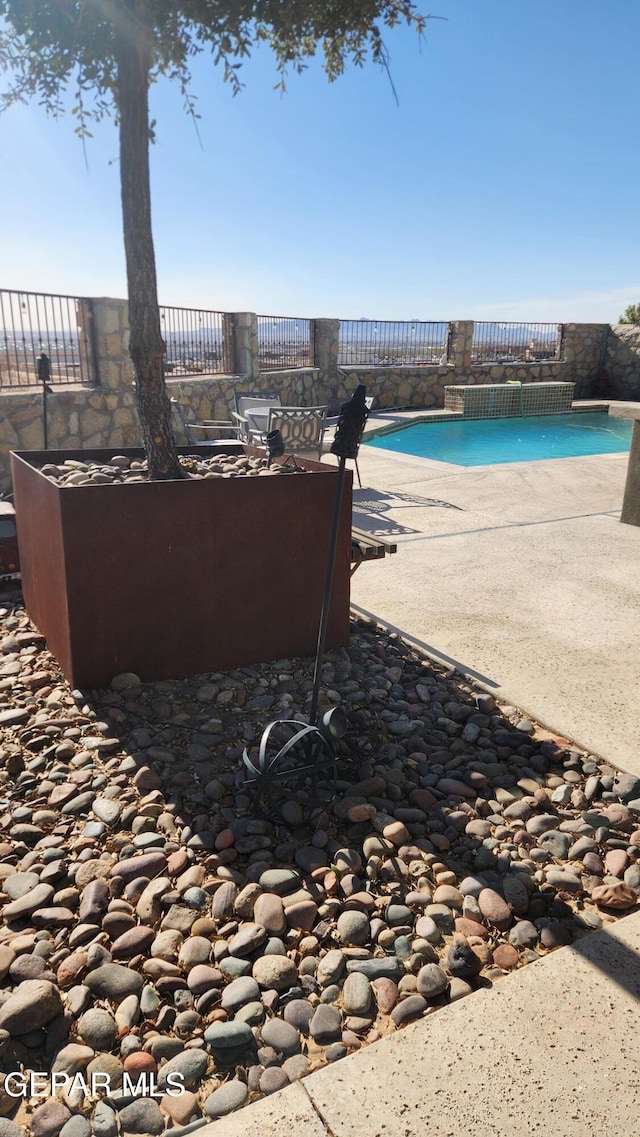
<box><xmin>606</xmin><ymin>324</ymin><xmax>640</xmax><ymax>400</ymax></box>
<box><xmin>449</xmin><ymin>320</ymin><xmax>474</xmax><ymax>373</ymax></box>
<box><xmin>228</xmin><ymin>312</ymin><xmax>259</xmax><ymax>380</ymax></box>
<box><xmin>76</xmin><ymin>299</ymin><xmax>98</xmax><ymax>385</ymax></box>
<box><xmin>222</xmin><ymin>313</ymin><xmax>235</xmax><ymax>374</ymax></box>
<box><xmin>621</xmin><ymin>421</ymin><xmax>640</xmax><ymax>525</ymax></box>
<box><xmin>559</xmin><ymin>323</ymin><xmax>608</xmax><ymax>396</ymax></box>
<box><xmin>312</xmin><ymin>319</ymin><xmax>339</xmax><ymax>375</ymax></box>
<box><xmin>311</xmin><ymin>319</ymin><xmax>340</xmax><ymax>409</ymax></box>
<box><xmin>560</xmin><ymin>323</ymin><xmax>605</xmax><ymax>364</ymax></box>
<box><xmin>91</xmin><ymin>298</ymin><xmax>132</xmax><ymax>392</ymax></box>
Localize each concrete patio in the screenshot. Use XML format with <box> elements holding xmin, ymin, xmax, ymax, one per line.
<box><xmin>347</xmin><ymin>403</ymin><xmax>640</xmax><ymax>776</ymax></box>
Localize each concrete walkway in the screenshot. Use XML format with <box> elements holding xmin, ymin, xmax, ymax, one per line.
<box><xmin>199</xmin><ymin>912</ymin><xmax>640</xmax><ymax>1136</ymax></box>
<box><xmin>347</xmin><ymin>405</ymin><xmax>640</xmax><ymax>775</ymax></box>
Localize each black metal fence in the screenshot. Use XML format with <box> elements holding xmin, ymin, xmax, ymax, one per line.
<box><xmin>0</xmin><ymin>289</ymin><xmax>96</xmax><ymax>387</ymax></box>
<box><xmin>338</xmin><ymin>320</ymin><xmax>451</xmax><ymax>366</ymax></box>
<box><xmin>160</xmin><ymin>306</ymin><xmax>226</xmax><ymax>376</ymax></box>
<box><xmin>257</xmin><ymin>316</ymin><xmax>313</xmax><ymax>371</ymax></box>
<box><xmin>0</xmin><ymin>293</ymin><xmax>570</xmax><ymax>390</ymax></box>
<box><xmin>471</xmin><ymin>322</ymin><xmax>562</xmax><ymax>363</ymax></box>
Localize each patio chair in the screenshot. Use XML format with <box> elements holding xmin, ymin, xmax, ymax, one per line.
<box><xmin>263</xmin><ymin>405</ymin><xmax>328</xmax><ymax>463</ymax></box>
<box><xmin>170</xmin><ymin>399</ymin><xmax>241</xmax><ymax>448</ymax></box>
<box><xmin>232</xmin><ymin>391</ymin><xmax>282</xmax><ymax>443</ymax></box>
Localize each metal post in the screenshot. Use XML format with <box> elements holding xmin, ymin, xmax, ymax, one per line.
<box><xmin>309</xmin><ymin>382</ymin><xmax>369</xmax><ymax>724</ymax></box>
<box><xmin>309</xmin><ymin>457</ymin><xmax>346</xmax><ymax>724</ymax></box>
<box><xmin>37</xmin><ymin>352</ymin><xmax>51</xmax><ymax>450</ymax></box>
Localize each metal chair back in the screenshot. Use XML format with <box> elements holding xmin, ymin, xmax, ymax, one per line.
<box><xmin>267</xmin><ymin>405</ymin><xmax>328</xmax><ymax>462</ymax></box>
<box><xmin>233</xmin><ymin>392</ymin><xmax>282</xmax><ymax>441</ymax></box>
<box><xmin>170</xmin><ymin>399</ymin><xmax>239</xmax><ymax>446</ymax></box>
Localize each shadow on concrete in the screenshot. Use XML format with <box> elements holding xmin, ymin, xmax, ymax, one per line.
<box><xmin>568</xmin><ymin>916</ymin><xmax>640</xmax><ymax>1002</ymax></box>
<box><xmin>352</xmin><ymin>487</ymin><xmax>464</xmax><ymax>537</ymax></box>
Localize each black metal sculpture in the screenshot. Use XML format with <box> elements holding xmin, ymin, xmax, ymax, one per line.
<box><xmin>330</xmin><ymin>383</ymin><xmax>370</xmax><ymax>460</ymax></box>
<box><xmin>242</xmin><ymin>706</ymin><xmax>347</xmax><ymax>795</ymax></box>
<box><xmin>241</xmin><ymin>386</ymin><xmax>369</xmax><ymax>807</ymax></box>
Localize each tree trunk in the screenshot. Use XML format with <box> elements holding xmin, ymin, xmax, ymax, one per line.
<box><xmin>115</xmin><ymin>1</ymin><xmax>183</xmax><ymax>480</ymax></box>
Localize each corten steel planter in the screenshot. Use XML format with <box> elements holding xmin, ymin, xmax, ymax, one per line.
<box><xmin>11</xmin><ymin>445</ymin><xmax>352</xmax><ymax>690</ymax></box>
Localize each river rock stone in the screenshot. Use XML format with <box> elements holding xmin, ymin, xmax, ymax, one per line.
<box><xmin>0</xmin><ymin>979</ymin><xmax>63</xmax><ymax>1034</ymax></box>
<box><xmin>229</xmin><ymin>923</ymin><xmax>268</xmax><ymax>957</ymax></box>
<box><xmin>204</xmin><ymin>1081</ymin><xmax>248</xmax><ymax>1117</ymax></box>
<box><xmin>31</xmin><ymin>1100</ymin><xmax>71</xmax><ymax>1137</ymax></box>
<box><xmin>492</xmin><ymin>943</ymin><xmax>519</xmax><ymax>970</ymax></box>
<box><xmin>220</xmin><ymin>976</ymin><xmax>260</xmax><ymax>1011</ymax></box>
<box><xmin>341</xmin><ymin>972</ymin><xmax>372</xmax><ymax>1015</ymax></box>
<box><xmin>77</xmin><ymin>1009</ymin><xmax>117</xmax><ymax>1050</ymax></box>
<box><xmin>416</xmin><ymin>964</ymin><xmax>449</xmax><ymax>999</ymax></box>
<box><xmin>3</xmin><ymin>883</ymin><xmax>54</xmax><ymax>920</ymax></box>
<box><xmin>346</xmin><ymin>957</ymin><xmax>404</xmax><ymax>982</ymax></box>
<box><xmin>258</xmin><ymin>869</ymin><xmax>300</xmax><ymax>896</ymax></box>
<box><xmin>252</xmin><ymin>955</ymin><xmax>298</xmax><ymax>991</ymax></box>
<box><xmin>391</xmin><ymin>995</ymin><xmax>428</xmax><ymax>1027</ymax></box>
<box><xmin>84</xmin><ymin>964</ymin><xmax>144</xmax><ymax>1000</ymax></box>
<box><xmin>259</xmin><ymin>1066</ymin><xmax>289</xmax><ymax>1094</ymax></box>
<box><xmin>283</xmin><ymin>999</ymin><xmax>314</xmax><ymax>1033</ymax></box>
<box><xmin>156</xmin><ymin>1048</ymin><xmax>209</xmax><ymax>1089</ymax></box>
<box><xmin>253</xmin><ymin>893</ymin><xmax>286</xmax><ymax>935</ymax></box>
<box><xmin>509</xmin><ymin>921</ymin><xmax>539</xmax><ymax>948</ymax></box>
<box><xmin>205</xmin><ymin>1021</ymin><xmax>253</xmax><ymax>1051</ymax></box>
<box><xmin>372</xmin><ymin>978</ymin><xmax>399</xmax><ymax>1014</ymax></box>
<box><xmin>3</xmin><ymin>872</ymin><xmax>40</xmax><ymax>900</ymax></box>
<box><xmin>336</xmin><ymin>910</ymin><xmax>370</xmax><ymax>945</ymax></box>
<box><xmin>317</xmin><ymin>950</ymin><xmax>346</xmax><ymax>986</ymax></box>
<box><xmin>309</xmin><ymin>1004</ymin><xmax>342</xmax><ymax>1044</ymax></box>
<box><xmin>117</xmin><ymin>1101</ymin><xmax>164</xmax><ymax>1136</ymax></box>
<box><xmin>261</xmin><ymin>1018</ymin><xmax>300</xmax><ymax>1055</ymax></box>
<box><xmin>446</xmin><ymin>934</ymin><xmax>483</xmax><ymax>980</ymax></box>
<box><xmin>478</xmin><ymin>888</ymin><xmax>512</xmax><ymax>931</ymax></box>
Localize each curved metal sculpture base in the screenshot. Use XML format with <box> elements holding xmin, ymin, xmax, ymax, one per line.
<box><xmin>242</xmin><ymin>707</ymin><xmax>347</xmax><ymax>817</ymax></box>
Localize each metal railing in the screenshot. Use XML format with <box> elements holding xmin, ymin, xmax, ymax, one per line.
<box><xmin>257</xmin><ymin>315</ymin><xmax>313</xmax><ymax>371</ymax></box>
<box><xmin>338</xmin><ymin>320</ymin><xmax>451</xmax><ymax>366</ymax></box>
<box><xmin>0</xmin><ymin>289</ymin><xmax>96</xmax><ymax>387</ymax></box>
<box><xmin>160</xmin><ymin>306</ymin><xmax>226</xmax><ymax>376</ymax></box>
<box><xmin>471</xmin><ymin>322</ymin><xmax>562</xmax><ymax>363</ymax></box>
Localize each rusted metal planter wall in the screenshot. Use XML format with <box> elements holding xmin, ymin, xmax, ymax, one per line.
<box><xmin>11</xmin><ymin>446</ymin><xmax>352</xmax><ymax>690</ymax></box>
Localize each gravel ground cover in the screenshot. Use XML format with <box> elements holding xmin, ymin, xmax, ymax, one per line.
<box><xmin>0</xmin><ymin>587</ymin><xmax>639</xmax><ymax>1137</ymax></box>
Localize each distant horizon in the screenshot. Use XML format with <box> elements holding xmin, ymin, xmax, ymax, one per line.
<box><xmin>1</xmin><ymin>284</ymin><xmax>634</xmax><ymax>328</ymax></box>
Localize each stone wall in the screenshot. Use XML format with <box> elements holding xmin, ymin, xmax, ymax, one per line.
<box><xmin>605</xmin><ymin>324</ymin><xmax>640</xmax><ymax>399</ymax></box>
<box><xmin>0</xmin><ymin>300</ymin><xmax>628</xmax><ymax>492</ymax></box>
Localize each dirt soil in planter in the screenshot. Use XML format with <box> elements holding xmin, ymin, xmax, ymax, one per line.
<box><xmin>0</xmin><ymin>586</ymin><xmax>638</xmax><ymax>1132</ymax></box>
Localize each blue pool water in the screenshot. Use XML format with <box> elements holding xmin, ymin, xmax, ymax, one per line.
<box><xmin>365</xmin><ymin>412</ymin><xmax>632</xmax><ymax>466</ymax></box>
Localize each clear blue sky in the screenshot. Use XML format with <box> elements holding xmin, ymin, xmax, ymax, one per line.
<box><xmin>2</xmin><ymin>0</ymin><xmax>639</xmax><ymax>321</ymax></box>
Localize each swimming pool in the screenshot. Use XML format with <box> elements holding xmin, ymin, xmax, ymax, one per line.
<box><xmin>364</xmin><ymin>412</ymin><xmax>633</xmax><ymax>466</ymax></box>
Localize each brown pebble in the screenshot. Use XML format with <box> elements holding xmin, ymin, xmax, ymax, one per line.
<box><xmin>492</xmin><ymin>943</ymin><xmax>519</xmax><ymax>970</ymax></box>
<box><xmin>348</xmin><ymin>804</ymin><xmax>376</xmax><ymax>824</ymax></box>
<box><xmin>123</xmin><ymin>1051</ymin><xmax>157</xmax><ymax>1074</ymax></box>
<box><xmin>372</xmin><ymin>978</ymin><xmax>399</xmax><ymax>1014</ymax></box>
